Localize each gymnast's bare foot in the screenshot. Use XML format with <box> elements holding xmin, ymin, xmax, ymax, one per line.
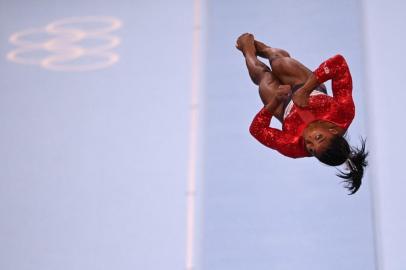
<box><xmin>254</xmin><ymin>39</ymin><xmax>291</xmax><ymax>59</ymax></box>
<box><xmin>236</xmin><ymin>33</ymin><xmax>255</xmax><ymax>55</ymax></box>
<box><xmin>254</xmin><ymin>40</ymin><xmax>272</xmax><ymax>58</ymax></box>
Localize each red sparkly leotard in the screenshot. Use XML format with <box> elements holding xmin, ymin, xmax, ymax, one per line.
<box><xmin>249</xmin><ymin>54</ymin><xmax>355</xmax><ymax>158</ymax></box>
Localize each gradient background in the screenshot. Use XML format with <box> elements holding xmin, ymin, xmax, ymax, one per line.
<box><xmin>0</xmin><ymin>0</ymin><xmax>405</xmax><ymax>270</ymax></box>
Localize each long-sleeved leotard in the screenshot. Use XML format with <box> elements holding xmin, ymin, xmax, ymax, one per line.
<box><xmin>249</xmin><ymin>54</ymin><xmax>355</xmax><ymax>158</ymax></box>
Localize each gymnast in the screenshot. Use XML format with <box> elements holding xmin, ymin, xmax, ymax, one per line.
<box><xmin>236</xmin><ymin>33</ymin><xmax>368</xmax><ymax>194</ymax></box>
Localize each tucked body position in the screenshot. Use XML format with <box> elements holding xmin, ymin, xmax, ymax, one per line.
<box><xmin>236</xmin><ymin>33</ymin><xmax>368</xmax><ymax>194</ymax></box>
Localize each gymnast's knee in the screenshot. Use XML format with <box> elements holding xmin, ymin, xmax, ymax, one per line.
<box><xmin>270</xmin><ymin>57</ymin><xmax>294</xmax><ymax>73</ymax></box>
<box><xmin>274</xmin><ymin>48</ymin><xmax>290</xmax><ymax>58</ymax></box>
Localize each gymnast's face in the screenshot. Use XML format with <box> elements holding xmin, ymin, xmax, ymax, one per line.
<box><xmin>303</xmin><ymin>126</ymin><xmax>339</xmax><ymax>156</ymax></box>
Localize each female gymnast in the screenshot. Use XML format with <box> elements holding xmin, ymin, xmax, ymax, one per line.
<box><xmin>236</xmin><ymin>33</ymin><xmax>368</xmax><ymax>194</ymax></box>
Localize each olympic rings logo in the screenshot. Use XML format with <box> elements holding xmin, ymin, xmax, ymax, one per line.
<box><xmin>6</xmin><ymin>16</ymin><xmax>122</xmax><ymax>72</ymax></box>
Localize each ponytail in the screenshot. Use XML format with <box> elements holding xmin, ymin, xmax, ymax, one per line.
<box><xmin>336</xmin><ymin>138</ymin><xmax>368</xmax><ymax>194</ymax></box>
<box><xmin>316</xmin><ymin>136</ymin><xmax>368</xmax><ymax>195</ymax></box>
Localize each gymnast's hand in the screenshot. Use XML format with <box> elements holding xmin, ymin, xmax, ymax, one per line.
<box><xmin>292</xmin><ymin>73</ymin><xmax>318</xmax><ymax>107</ymax></box>
<box><xmin>292</xmin><ymin>87</ymin><xmax>311</xmax><ymax>107</ymax></box>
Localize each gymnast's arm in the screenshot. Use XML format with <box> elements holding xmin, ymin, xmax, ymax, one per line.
<box><xmin>313</xmin><ymin>54</ymin><xmax>354</xmax><ymax>105</ymax></box>
<box><xmin>293</xmin><ymin>54</ymin><xmax>354</xmax><ymax>107</ymax></box>
<box><xmin>249</xmin><ymin>101</ymin><xmax>309</xmax><ymax>158</ymax></box>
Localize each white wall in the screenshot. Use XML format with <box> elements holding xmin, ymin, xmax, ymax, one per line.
<box><xmin>362</xmin><ymin>1</ymin><xmax>406</xmax><ymax>270</ymax></box>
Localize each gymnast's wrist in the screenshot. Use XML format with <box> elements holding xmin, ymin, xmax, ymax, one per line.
<box><xmin>302</xmin><ymin>73</ymin><xmax>319</xmax><ymax>93</ymax></box>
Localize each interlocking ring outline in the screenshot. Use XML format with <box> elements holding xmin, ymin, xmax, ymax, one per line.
<box><xmin>6</xmin><ymin>16</ymin><xmax>122</xmax><ymax>72</ymax></box>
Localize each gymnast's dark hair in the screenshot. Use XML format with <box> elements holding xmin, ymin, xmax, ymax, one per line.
<box><xmin>315</xmin><ymin>136</ymin><xmax>368</xmax><ymax>195</ymax></box>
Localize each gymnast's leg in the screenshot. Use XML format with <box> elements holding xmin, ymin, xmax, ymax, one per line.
<box><xmin>236</xmin><ymin>33</ymin><xmax>285</xmax><ymax>122</ymax></box>
<box><xmin>254</xmin><ymin>39</ymin><xmax>314</xmax><ymax>87</ymax></box>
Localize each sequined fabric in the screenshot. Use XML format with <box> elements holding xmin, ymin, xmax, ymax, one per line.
<box><xmin>249</xmin><ymin>54</ymin><xmax>355</xmax><ymax>158</ymax></box>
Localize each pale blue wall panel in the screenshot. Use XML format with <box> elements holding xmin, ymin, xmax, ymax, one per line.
<box><xmin>0</xmin><ymin>1</ymin><xmax>193</xmax><ymax>269</ymax></box>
